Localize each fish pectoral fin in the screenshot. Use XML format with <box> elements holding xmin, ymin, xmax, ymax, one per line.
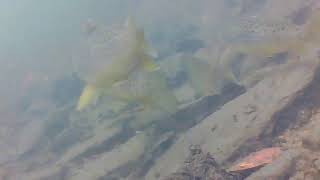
<box><xmin>225</xmin><ymin>69</ymin><xmax>239</xmax><ymax>84</ymax></box>
<box><xmin>142</xmin><ymin>59</ymin><xmax>158</xmax><ymax>72</ymax></box>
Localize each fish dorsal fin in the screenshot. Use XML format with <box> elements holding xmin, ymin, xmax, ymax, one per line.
<box><xmin>125</xmin><ymin>16</ymin><xmax>138</xmax><ymax>34</ymax></box>
<box><xmin>124</xmin><ymin>16</ymin><xmax>158</xmax><ymax>72</ymax></box>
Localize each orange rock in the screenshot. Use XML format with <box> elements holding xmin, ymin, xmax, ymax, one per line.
<box><xmin>229</xmin><ymin>147</ymin><xmax>282</xmax><ymax>172</ymax></box>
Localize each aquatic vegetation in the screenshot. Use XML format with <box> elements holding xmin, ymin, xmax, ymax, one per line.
<box><xmin>216</xmin><ymin>7</ymin><xmax>320</xmax><ymax>88</ymax></box>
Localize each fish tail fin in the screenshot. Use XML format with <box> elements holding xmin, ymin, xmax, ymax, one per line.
<box><xmin>76</xmin><ymin>84</ymin><xmax>97</xmax><ymax>111</ymax></box>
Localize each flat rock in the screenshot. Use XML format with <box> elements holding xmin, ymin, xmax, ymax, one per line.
<box><xmin>145</xmin><ymin>60</ymin><xmax>319</xmax><ymax>180</ymax></box>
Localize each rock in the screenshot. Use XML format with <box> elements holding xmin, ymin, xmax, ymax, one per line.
<box><xmin>301</xmin><ymin>113</ymin><xmax>320</xmax><ymax>150</ymax></box>
<box><xmin>246</xmin><ymin>149</ymin><xmax>301</xmax><ymax>180</ymax></box>
<box><xmin>67</xmin><ymin>133</ymin><xmax>148</xmax><ymax>180</ymax></box>
<box><xmin>313</xmin><ymin>159</ymin><xmax>320</xmax><ymax>171</ymax></box>
<box><xmin>56</xmin><ymin>126</ymin><xmax>121</xmax><ymax>165</ymax></box>
<box><xmin>16</xmin><ymin>118</ymin><xmax>46</xmax><ymax>156</ymax></box>
<box><xmin>164</xmin><ymin>145</ymin><xmax>242</xmax><ymax>180</ymax></box>
<box><xmin>145</xmin><ymin>61</ymin><xmax>319</xmax><ymax>180</ymax></box>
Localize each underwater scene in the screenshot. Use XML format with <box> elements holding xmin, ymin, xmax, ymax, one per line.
<box><xmin>2</xmin><ymin>0</ymin><xmax>320</xmax><ymax>179</ymax></box>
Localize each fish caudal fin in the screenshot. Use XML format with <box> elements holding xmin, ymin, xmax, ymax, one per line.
<box><xmin>76</xmin><ymin>84</ymin><xmax>97</xmax><ymax>111</ymax></box>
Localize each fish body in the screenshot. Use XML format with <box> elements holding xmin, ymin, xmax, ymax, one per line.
<box><xmin>104</xmin><ymin>70</ymin><xmax>178</xmax><ymax>114</ymax></box>
<box><xmin>183</xmin><ymin>57</ymin><xmax>219</xmax><ymax>97</ymax></box>
<box><xmin>185</xmin><ymin>54</ymin><xmax>242</xmax><ymax>97</ymax></box>
<box><xmin>77</xmin><ymin>17</ymin><xmax>159</xmax><ymax>111</ymax></box>
<box><xmin>93</xmin><ymin>45</ymin><xmax>157</xmax><ymax>89</ymax></box>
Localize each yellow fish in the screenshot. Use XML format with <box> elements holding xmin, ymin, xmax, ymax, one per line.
<box><xmin>77</xmin><ymin>17</ymin><xmax>158</xmax><ymax>111</ymax></box>
<box><xmin>76</xmin><ymin>84</ymin><xmax>97</xmax><ymax>111</ymax></box>
<box><xmin>104</xmin><ymin>70</ymin><xmax>178</xmax><ymax>114</ymax></box>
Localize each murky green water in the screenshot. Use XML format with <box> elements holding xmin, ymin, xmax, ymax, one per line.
<box><xmin>0</xmin><ymin>0</ymin><xmax>318</xmax><ymax>179</ymax></box>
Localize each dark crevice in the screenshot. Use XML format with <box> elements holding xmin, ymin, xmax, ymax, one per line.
<box><xmin>102</xmin><ymin>134</ymin><xmax>176</xmax><ymax>179</ymax></box>
<box><xmin>127</xmin><ymin>135</ymin><xmax>176</xmax><ymax>178</ymax></box>
<box><xmin>70</xmin><ymin>124</ymin><xmax>136</xmax><ymax>164</ymax></box>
